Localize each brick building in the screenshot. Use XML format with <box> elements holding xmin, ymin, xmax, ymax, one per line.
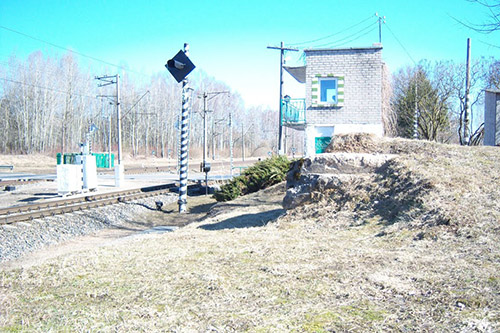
<box><xmin>284</xmin><ymin>44</ymin><xmax>384</xmax><ymax>156</ymax></box>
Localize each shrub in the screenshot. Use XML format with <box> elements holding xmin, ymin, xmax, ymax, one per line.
<box><xmin>213</xmin><ymin>155</ymin><xmax>290</xmax><ymax>202</ymax></box>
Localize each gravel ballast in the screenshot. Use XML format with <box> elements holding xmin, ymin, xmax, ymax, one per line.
<box><xmin>0</xmin><ymin>193</ymin><xmax>177</xmax><ymax>263</ymax></box>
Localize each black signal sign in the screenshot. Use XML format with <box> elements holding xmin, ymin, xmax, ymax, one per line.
<box><xmin>165</xmin><ymin>50</ymin><xmax>196</xmax><ymax>83</ymax></box>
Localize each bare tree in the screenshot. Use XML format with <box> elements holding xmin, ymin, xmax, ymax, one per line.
<box><xmin>464</xmin><ymin>0</ymin><xmax>500</xmax><ymax>33</ymax></box>
<box><xmin>0</xmin><ymin>49</ymin><xmax>279</xmax><ymax>159</ymax></box>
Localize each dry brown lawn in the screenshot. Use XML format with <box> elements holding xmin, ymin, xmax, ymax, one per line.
<box><xmin>0</xmin><ymin>137</ymin><xmax>499</xmax><ymax>332</ymax></box>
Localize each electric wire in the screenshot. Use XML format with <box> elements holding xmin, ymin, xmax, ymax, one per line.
<box><xmin>312</xmin><ymin>20</ymin><xmax>378</xmax><ymax>48</ymax></box>
<box><xmin>0</xmin><ymin>77</ymin><xmax>96</xmax><ymax>99</ymax></box>
<box><xmin>0</xmin><ymin>24</ymin><xmax>150</xmax><ymax>78</ymax></box>
<box><xmin>290</xmin><ymin>15</ymin><xmax>377</xmax><ymax>46</ymax></box>
<box><xmin>324</xmin><ymin>25</ymin><xmax>378</xmax><ymax>49</ymax></box>
<box><xmin>383</xmin><ymin>22</ymin><xmax>417</xmax><ymax>65</ymax></box>
<box><xmin>478</xmin><ymin>39</ymin><xmax>500</xmax><ymax>49</ymax></box>
<box><xmin>0</xmin><ymin>60</ymin><xmax>95</xmax><ymax>81</ymax></box>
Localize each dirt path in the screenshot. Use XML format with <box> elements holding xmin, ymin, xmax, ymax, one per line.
<box><xmin>1</xmin><ymin>183</ymin><xmax>286</xmax><ymax>270</ymax></box>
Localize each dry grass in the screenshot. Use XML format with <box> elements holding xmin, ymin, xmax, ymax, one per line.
<box><xmin>1</xmin><ymin>137</ymin><xmax>499</xmax><ymax>332</ymax></box>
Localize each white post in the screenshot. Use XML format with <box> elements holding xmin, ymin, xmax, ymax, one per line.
<box><xmin>115</xmin><ymin>74</ymin><xmax>124</xmax><ymax>187</ymax></box>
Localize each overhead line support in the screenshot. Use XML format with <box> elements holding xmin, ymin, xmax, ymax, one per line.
<box><xmin>267</xmin><ymin>42</ymin><xmax>298</xmax><ymax>155</ymax></box>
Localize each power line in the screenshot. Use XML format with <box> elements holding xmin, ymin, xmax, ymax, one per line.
<box><xmin>383</xmin><ymin>22</ymin><xmax>417</xmax><ymax>65</ymax></box>
<box><xmin>325</xmin><ymin>25</ymin><xmax>378</xmax><ymax>49</ymax></box>
<box><xmin>478</xmin><ymin>39</ymin><xmax>500</xmax><ymax>49</ymax></box>
<box><xmin>313</xmin><ymin>20</ymin><xmax>378</xmax><ymax>48</ymax></box>
<box><xmin>381</xmin><ymin>21</ymin><xmax>419</xmax><ymax>140</ymax></box>
<box><xmin>0</xmin><ymin>59</ymin><xmax>94</xmax><ymax>81</ymax></box>
<box><xmin>0</xmin><ymin>24</ymin><xmax>150</xmax><ymax>78</ymax></box>
<box><xmin>0</xmin><ymin>77</ymin><xmax>95</xmax><ymax>99</ymax></box>
<box><xmin>290</xmin><ymin>14</ymin><xmax>377</xmax><ymax>46</ymax></box>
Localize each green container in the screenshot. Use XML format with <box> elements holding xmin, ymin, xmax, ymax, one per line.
<box><xmin>57</xmin><ymin>152</ymin><xmax>114</xmax><ymax>168</ymax></box>
<box><xmin>93</xmin><ymin>153</ymin><xmax>114</xmax><ymax>168</ymax></box>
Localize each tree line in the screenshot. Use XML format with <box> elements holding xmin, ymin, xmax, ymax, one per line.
<box><xmin>389</xmin><ymin>57</ymin><xmax>499</xmax><ymax>144</ymax></box>
<box><xmin>0</xmin><ymin>51</ymin><xmax>303</xmax><ymax>159</ymax></box>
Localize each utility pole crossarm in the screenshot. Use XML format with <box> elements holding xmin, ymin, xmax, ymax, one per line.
<box><xmin>95</xmin><ymin>75</ymin><xmax>117</xmax><ymax>87</ymax></box>
<box><xmin>267</xmin><ymin>45</ymin><xmax>299</xmax><ymax>52</ymax></box>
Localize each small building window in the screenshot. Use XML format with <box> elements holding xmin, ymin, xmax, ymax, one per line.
<box><xmin>311</xmin><ymin>74</ymin><xmax>344</xmax><ymax>107</ymax></box>
<box><xmin>320</xmin><ymin>78</ymin><xmax>338</xmax><ymax>104</ymax></box>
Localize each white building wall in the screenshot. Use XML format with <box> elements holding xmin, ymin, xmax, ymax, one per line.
<box><xmin>303</xmin><ymin>46</ymin><xmax>384</xmax><ymax>156</ymax></box>
<box><xmin>484</xmin><ymin>90</ymin><xmax>500</xmax><ymax>146</ymax></box>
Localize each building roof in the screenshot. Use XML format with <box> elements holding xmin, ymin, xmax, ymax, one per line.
<box><xmin>304</xmin><ymin>44</ymin><xmax>383</xmax><ymax>53</ymax></box>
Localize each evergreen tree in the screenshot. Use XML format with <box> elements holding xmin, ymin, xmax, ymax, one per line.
<box><xmin>392</xmin><ymin>67</ymin><xmax>449</xmax><ymax>141</ymax></box>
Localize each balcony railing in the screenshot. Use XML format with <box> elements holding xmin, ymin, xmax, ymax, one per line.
<box><xmin>281</xmin><ymin>98</ymin><xmax>306</xmax><ymax>125</ymax></box>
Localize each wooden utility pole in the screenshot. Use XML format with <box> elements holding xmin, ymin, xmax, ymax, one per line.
<box><xmin>267</xmin><ymin>42</ymin><xmax>298</xmax><ymax>155</ymax></box>
<box><xmin>464</xmin><ymin>38</ymin><xmax>471</xmax><ymax>145</ymax></box>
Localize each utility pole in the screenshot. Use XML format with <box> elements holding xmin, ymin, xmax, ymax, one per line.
<box><xmin>199</xmin><ymin>91</ymin><xmax>229</xmax><ymax>195</ymax></box>
<box><xmin>96</xmin><ymin>74</ymin><xmax>123</xmax><ymax>186</ymax></box>
<box><xmin>212</xmin><ymin>118</ymin><xmax>226</xmax><ymax>160</ymax></box>
<box><xmin>229</xmin><ymin>112</ymin><xmax>233</xmax><ymax>177</ymax></box>
<box><xmin>108</xmin><ymin>113</ymin><xmax>112</xmax><ymax>168</ymax></box>
<box><xmin>376</xmin><ymin>13</ymin><xmax>385</xmax><ymax>43</ymax></box>
<box><xmin>241</xmin><ymin>120</ymin><xmax>245</xmax><ymax>161</ymax></box>
<box><xmin>464</xmin><ymin>38</ymin><xmax>471</xmax><ymax>145</ymax></box>
<box><xmin>202</xmin><ymin>92</ymin><xmax>209</xmax><ymax>195</ymax></box>
<box><xmin>212</xmin><ymin>116</ymin><xmax>215</xmax><ymax>160</ymax></box>
<box><xmin>267</xmin><ymin>42</ymin><xmax>298</xmax><ymax>155</ymax></box>
<box><xmin>414</xmin><ymin>81</ymin><xmax>418</xmax><ymax>139</ymax></box>
<box><xmin>116</xmin><ymin>74</ymin><xmax>122</xmax><ymax>184</ymax></box>
<box><xmin>283</xmin><ymin>126</ymin><xmax>287</xmax><ymax>156</ymax></box>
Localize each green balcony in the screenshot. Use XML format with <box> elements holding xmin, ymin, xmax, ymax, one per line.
<box><xmin>281</xmin><ymin>97</ymin><xmax>306</xmax><ymax>129</ymax></box>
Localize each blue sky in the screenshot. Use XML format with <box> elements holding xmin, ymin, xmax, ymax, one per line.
<box><xmin>0</xmin><ymin>0</ymin><xmax>498</xmax><ymax>108</ymax></box>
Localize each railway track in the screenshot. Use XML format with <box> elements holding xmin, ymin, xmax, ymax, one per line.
<box><xmin>0</xmin><ymin>183</ymin><xmax>177</xmax><ymax>225</ymax></box>
<box><xmin>96</xmin><ymin>165</ymin><xmax>177</xmax><ymax>175</ymax></box>
<box><xmin>1</xmin><ymin>179</ymin><xmax>47</xmax><ymax>190</ymax></box>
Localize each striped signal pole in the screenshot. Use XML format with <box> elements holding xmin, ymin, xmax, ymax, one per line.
<box><xmin>178</xmin><ymin>43</ymin><xmax>190</xmax><ymax>213</ymax></box>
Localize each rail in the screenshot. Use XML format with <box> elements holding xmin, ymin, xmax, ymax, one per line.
<box><xmin>0</xmin><ymin>183</ymin><xmax>177</xmax><ymax>225</ymax></box>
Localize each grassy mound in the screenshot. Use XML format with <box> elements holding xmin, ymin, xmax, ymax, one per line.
<box><xmin>213</xmin><ymin>155</ymin><xmax>290</xmax><ymax>202</ymax></box>
<box><xmin>287</xmin><ymin>135</ymin><xmax>500</xmax><ymax>238</ymax></box>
